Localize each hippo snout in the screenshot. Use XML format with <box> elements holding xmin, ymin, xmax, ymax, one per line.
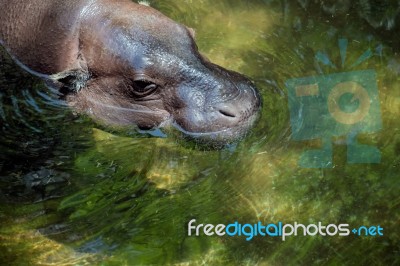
<box><xmin>214</xmin><ymin>83</ymin><xmax>261</xmax><ymax>124</ymax></box>
<box><xmin>172</xmin><ymin>73</ymin><xmax>262</xmax><ymax>146</ymax></box>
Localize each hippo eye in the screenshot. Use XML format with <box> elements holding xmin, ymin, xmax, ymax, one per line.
<box><xmin>130</xmin><ymin>79</ymin><xmax>158</xmax><ymax>97</ymax></box>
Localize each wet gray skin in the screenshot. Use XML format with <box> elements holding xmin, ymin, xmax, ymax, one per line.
<box><xmin>0</xmin><ymin>0</ymin><xmax>261</xmax><ymax>146</ymax></box>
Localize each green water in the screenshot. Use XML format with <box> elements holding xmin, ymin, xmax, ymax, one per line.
<box><xmin>1</xmin><ymin>0</ymin><xmax>399</xmax><ymax>265</ymax></box>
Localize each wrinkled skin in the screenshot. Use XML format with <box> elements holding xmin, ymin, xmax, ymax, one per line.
<box><xmin>0</xmin><ymin>0</ymin><xmax>261</xmax><ymax>145</ymax></box>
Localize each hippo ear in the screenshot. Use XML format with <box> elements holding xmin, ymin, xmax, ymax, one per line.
<box><xmin>48</xmin><ymin>68</ymin><xmax>90</xmax><ymax>94</ymax></box>
<box><xmin>186</xmin><ymin>27</ymin><xmax>196</xmax><ymax>39</ymax></box>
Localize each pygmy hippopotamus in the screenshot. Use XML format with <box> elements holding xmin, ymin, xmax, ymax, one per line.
<box><xmin>0</xmin><ymin>0</ymin><xmax>261</xmax><ymax>145</ymax></box>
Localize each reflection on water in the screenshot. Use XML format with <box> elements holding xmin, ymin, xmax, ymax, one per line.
<box><xmin>1</xmin><ymin>0</ymin><xmax>399</xmax><ymax>265</ymax></box>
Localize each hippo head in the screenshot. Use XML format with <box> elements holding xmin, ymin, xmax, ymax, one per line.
<box><xmin>55</xmin><ymin>4</ymin><xmax>261</xmax><ymax>146</ymax></box>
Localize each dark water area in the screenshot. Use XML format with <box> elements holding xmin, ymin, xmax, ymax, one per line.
<box><xmin>0</xmin><ymin>0</ymin><xmax>399</xmax><ymax>265</ymax></box>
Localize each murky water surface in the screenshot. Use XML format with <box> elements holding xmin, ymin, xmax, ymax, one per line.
<box><xmin>1</xmin><ymin>0</ymin><xmax>399</xmax><ymax>265</ymax></box>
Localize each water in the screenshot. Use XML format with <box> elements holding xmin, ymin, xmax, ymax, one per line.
<box><xmin>1</xmin><ymin>0</ymin><xmax>399</xmax><ymax>265</ymax></box>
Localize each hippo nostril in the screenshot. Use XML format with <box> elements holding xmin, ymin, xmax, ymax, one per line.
<box><xmin>219</xmin><ymin>109</ymin><xmax>236</xmax><ymax>118</ymax></box>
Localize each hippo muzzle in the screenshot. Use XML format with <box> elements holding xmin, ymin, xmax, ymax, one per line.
<box><xmin>171</xmin><ymin>65</ymin><xmax>261</xmax><ymax>144</ymax></box>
